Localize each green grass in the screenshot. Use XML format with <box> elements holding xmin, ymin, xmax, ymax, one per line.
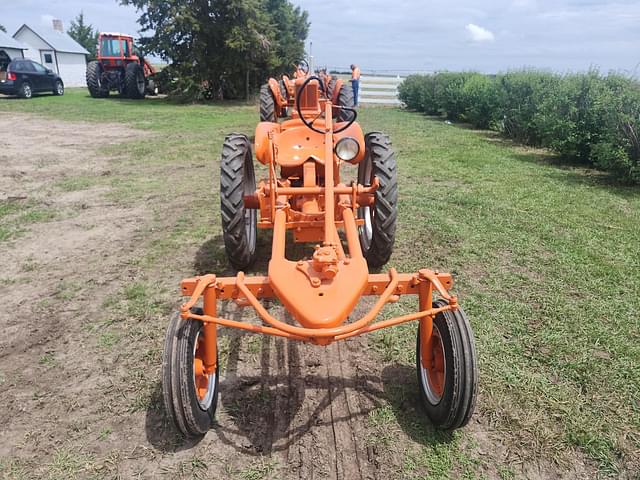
<box><xmin>237</xmin><ymin>458</ymin><xmax>279</xmax><ymax>480</ymax></box>
<box><xmin>1</xmin><ymin>89</ymin><xmax>638</xmax><ymax>477</ymax></box>
<box><xmin>0</xmin><ymin>199</ymin><xmax>56</xmax><ymax>242</ymax></box>
<box><xmin>363</xmin><ymin>109</ymin><xmax>640</xmax><ymax>475</ymax></box>
<box><xmin>56</xmin><ymin>175</ymin><xmax>99</xmax><ymax>192</ymax></box>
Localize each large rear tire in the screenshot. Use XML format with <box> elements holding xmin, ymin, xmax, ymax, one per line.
<box><xmin>357</xmin><ymin>132</ymin><xmax>398</xmax><ymax>267</ymax></box>
<box><xmin>86</xmin><ymin>61</ymin><xmax>108</xmax><ymax>98</ymax></box>
<box><xmin>336</xmin><ymin>84</ymin><xmax>355</xmax><ymax>122</ymax></box>
<box><xmin>220</xmin><ymin>134</ymin><xmax>257</xmax><ymax>271</ymax></box>
<box><xmin>162</xmin><ymin>308</ymin><xmax>219</xmax><ymax>438</ymax></box>
<box><xmin>259</xmin><ymin>84</ymin><xmax>276</xmax><ymax>122</ymax></box>
<box><xmin>125</xmin><ymin>62</ymin><xmax>146</xmax><ymax>99</ymax></box>
<box><xmin>416</xmin><ymin>299</ymin><xmax>478</xmax><ymax>430</ymax></box>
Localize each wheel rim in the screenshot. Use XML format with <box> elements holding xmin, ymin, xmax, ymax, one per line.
<box><xmin>193</xmin><ymin>330</ymin><xmax>216</xmax><ymax>410</ymax></box>
<box><xmin>243</xmin><ymin>151</ymin><xmax>257</xmax><ymax>252</ymax></box>
<box><xmin>137</xmin><ymin>72</ymin><xmax>145</xmax><ymax>93</ymax></box>
<box><xmin>420</xmin><ymin>323</ymin><xmax>446</xmax><ymax>404</ymax></box>
<box><xmin>57</xmin><ymin>83</ymin><xmax>63</xmax><ymax>95</ymax></box>
<box><xmin>357</xmin><ymin>157</ymin><xmax>373</xmax><ymax>249</ymax></box>
<box><xmin>24</xmin><ymin>85</ymin><xmax>31</xmax><ymax>97</ymax></box>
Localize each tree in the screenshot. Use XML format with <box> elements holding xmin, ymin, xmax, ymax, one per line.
<box><xmin>264</xmin><ymin>0</ymin><xmax>309</xmax><ymax>74</ymax></box>
<box><xmin>67</xmin><ymin>12</ymin><xmax>99</xmax><ymax>60</ymax></box>
<box><xmin>120</xmin><ymin>0</ymin><xmax>309</xmax><ymax>99</ymax></box>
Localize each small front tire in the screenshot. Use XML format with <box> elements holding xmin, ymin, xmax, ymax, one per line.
<box><xmin>416</xmin><ymin>299</ymin><xmax>478</xmax><ymax>430</ymax></box>
<box><xmin>162</xmin><ymin>309</ymin><xmax>219</xmax><ymax>438</ymax></box>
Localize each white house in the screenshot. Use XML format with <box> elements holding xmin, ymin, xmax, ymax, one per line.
<box><xmin>0</xmin><ymin>29</ymin><xmax>27</xmax><ymax>61</ymax></box>
<box><xmin>13</xmin><ymin>21</ymin><xmax>88</xmax><ymax>87</ymax></box>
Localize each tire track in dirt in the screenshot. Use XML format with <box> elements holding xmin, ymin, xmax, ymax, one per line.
<box><xmin>202</xmin><ymin>297</ymin><xmax>385</xmax><ymax>480</ymax></box>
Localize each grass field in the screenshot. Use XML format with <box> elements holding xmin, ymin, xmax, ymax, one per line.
<box><xmin>0</xmin><ymin>89</ymin><xmax>638</xmax><ymax>479</ymax></box>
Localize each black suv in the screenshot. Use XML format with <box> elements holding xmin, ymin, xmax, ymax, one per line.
<box><xmin>0</xmin><ymin>59</ymin><xmax>64</xmax><ymax>99</ymax></box>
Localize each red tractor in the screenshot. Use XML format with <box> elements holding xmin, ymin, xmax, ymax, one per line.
<box><xmin>86</xmin><ymin>33</ymin><xmax>157</xmax><ymax>99</ymax></box>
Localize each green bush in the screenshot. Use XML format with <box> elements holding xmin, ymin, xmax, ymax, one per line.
<box><xmin>398</xmin><ymin>69</ymin><xmax>640</xmax><ymax>183</ymax></box>
<box><xmin>591</xmin><ymin>75</ymin><xmax>640</xmax><ymax>181</ymax></box>
<box><xmin>460</xmin><ymin>74</ymin><xmax>500</xmax><ymax>129</ymax></box>
<box><xmin>495</xmin><ymin>70</ymin><xmax>559</xmax><ymax>145</ymax></box>
<box><xmin>536</xmin><ymin>70</ymin><xmax>609</xmax><ymax>162</ymax></box>
<box><xmin>398</xmin><ymin>74</ymin><xmax>439</xmax><ymax>115</ymax></box>
<box><xmin>435</xmin><ymin>72</ymin><xmax>472</xmax><ymax>119</ymax></box>
<box><xmin>397</xmin><ymin>75</ymin><xmax>424</xmax><ymax>111</ymax></box>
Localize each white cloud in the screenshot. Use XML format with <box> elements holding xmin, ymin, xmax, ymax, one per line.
<box><xmin>466</xmin><ymin>23</ymin><xmax>495</xmax><ymax>43</ymax></box>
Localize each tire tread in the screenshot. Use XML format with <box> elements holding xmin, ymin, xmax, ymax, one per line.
<box><xmin>220</xmin><ymin>134</ymin><xmax>257</xmax><ymax>271</ymax></box>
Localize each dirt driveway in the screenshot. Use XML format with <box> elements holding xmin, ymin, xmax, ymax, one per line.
<box><xmin>0</xmin><ymin>114</ymin><xmax>598</xmax><ymax>480</ymax></box>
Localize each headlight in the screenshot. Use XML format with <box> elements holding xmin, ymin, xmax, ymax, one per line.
<box><xmin>334</xmin><ymin>137</ymin><xmax>360</xmax><ymax>161</ymax></box>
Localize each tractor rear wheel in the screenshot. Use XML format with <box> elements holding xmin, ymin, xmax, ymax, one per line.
<box><xmin>336</xmin><ymin>83</ymin><xmax>355</xmax><ymax>122</ymax></box>
<box><xmin>125</xmin><ymin>62</ymin><xmax>146</xmax><ymax>99</ymax></box>
<box><xmin>162</xmin><ymin>308</ymin><xmax>219</xmax><ymax>438</ymax></box>
<box><xmin>260</xmin><ymin>84</ymin><xmax>276</xmax><ymax>122</ymax></box>
<box><xmin>86</xmin><ymin>61</ymin><xmax>108</xmax><ymax>98</ymax></box>
<box><xmin>220</xmin><ymin>134</ymin><xmax>257</xmax><ymax>271</ymax></box>
<box><xmin>357</xmin><ymin>132</ymin><xmax>397</xmax><ymax>267</ymax></box>
<box><xmin>278</xmin><ymin>80</ymin><xmax>289</xmax><ymax>118</ymax></box>
<box><xmin>327</xmin><ymin>78</ymin><xmax>337</xmax><ymax>99</ymax></box>
<box><xmin>416</xmin><ymin>299</ymin><xmax>478</xmax><ymax>430</ymax></box>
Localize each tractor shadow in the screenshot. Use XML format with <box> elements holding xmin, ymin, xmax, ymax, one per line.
<box><xmin>145</xmin><ymin>333</ymin><xmax>454</xmax><ymax>455</ymax></box>
<box><xmin>144</xmin><ymin>351</ymin><xmax>454</xmax><ymax>454</ymax></box>
<box><xmin>144</xmin><ymin>234</ymin><xmax>454</xmax><ymax>453</ymax></box>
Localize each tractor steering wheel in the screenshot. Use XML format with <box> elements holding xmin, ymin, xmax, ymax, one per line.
<box><xmin>296</xmin><ymin>75</ymin><xmax>357</xmax><ymax>135</ymax></box>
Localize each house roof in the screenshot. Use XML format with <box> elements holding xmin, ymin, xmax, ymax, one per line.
<box><xmin>14</xmin><ymin>24</ymin><xmax>89</xmax><ymax>55</ymax></box>
<box><xmin>0</xmin><ymin>29</ymin><xmax>27</xmax><ymax>50</ymax></box>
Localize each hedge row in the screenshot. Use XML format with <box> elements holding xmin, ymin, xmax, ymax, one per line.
<box><xmin>398</xmin><ymin>70</ymin><xmax>640</xmax><ymax>183</ymax></box>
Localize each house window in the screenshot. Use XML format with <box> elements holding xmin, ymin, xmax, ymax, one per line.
<box><xmin>44</xmin><ymin>53</ymin><xmax>53</xmax><ymax>64</ymax></box>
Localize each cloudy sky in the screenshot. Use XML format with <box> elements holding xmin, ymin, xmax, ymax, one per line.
<box><xmin>2</xmin><ymin>0</ymin><xmax>639</xmax><ymax>74</ymax></box>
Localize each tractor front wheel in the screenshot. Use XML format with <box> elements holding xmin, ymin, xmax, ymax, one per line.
<box><xmin>86</xmin><ymin>61</ymin><xmax>108</xmax><ymax>98</ymax></box>
<box><xmin>162</xmin><ymin>309</ymin><xmax>219</xmax><ymax>438</ymax></box>
<box><xmin>125</xmin><ymin>62</ymin><xmax>146</xmax><ymax>99</ymax></box>
<box><xmin>357</xmin><ymin>132</ymin><xmax>398</xmax><ymax>267</ymax></box>
<box><xmin>220</xmin><ymin>134</ymin><xmax>257</xmax><ymax>271</ymax></box>
<box><xmin>416</xmin><ymin>299</ymin><xmax>478</xmax><ymax>430</ymax></box>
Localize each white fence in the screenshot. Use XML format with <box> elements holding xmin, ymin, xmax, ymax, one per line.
<box><xmin>358</xmin><ymin>75</ymin><xmax>404</xmax><ymax>105</ymax></box>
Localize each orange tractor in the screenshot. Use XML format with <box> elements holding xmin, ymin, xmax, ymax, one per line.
<box><xmin>162</xmin><ymin>73</ymin><xmax>478</xmax><ymax>437</ymax></box>
<box><xmin>260</xmin><ymin>60</ymin><xmax>354</xmax><ymax>123</ymax></box>
<box><xmin>86</xmin><ymin>33</ymin><xmax>157</xmax><ymax>99</ymax></box>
